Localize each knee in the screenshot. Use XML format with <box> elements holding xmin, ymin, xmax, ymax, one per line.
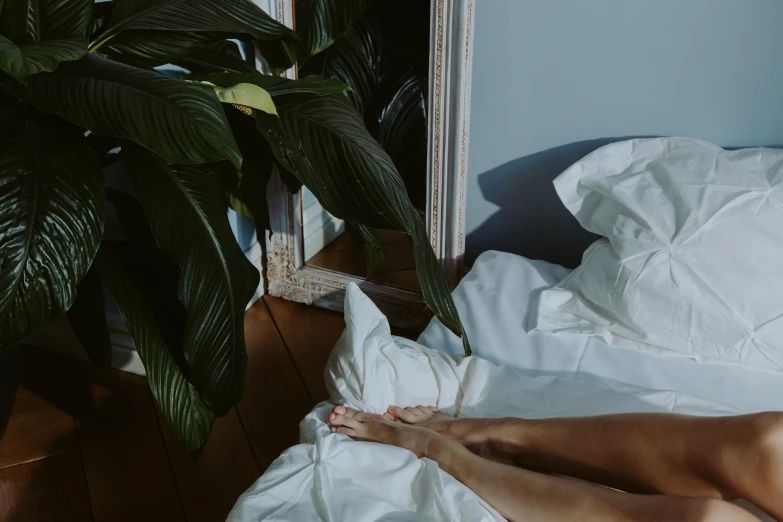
<box><xmin>678</xmin><ymin>498</ymin><xmax>757</xmax><ymax>522</ymax></box>
<box><xmin>750</xmin><ymin>412</ymin><xmax>783</xmax><ymax>455</ymax></box>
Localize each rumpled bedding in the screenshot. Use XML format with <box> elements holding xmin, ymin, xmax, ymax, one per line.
<box><xmin>531</xmin><ymin>137</ymin><xmax>783</xmax><ymax>372</ymax></box>
<box><xmin>227</xmin><ymin>283</ymin><xmax>755</xmax><ymax>522</ymax></box>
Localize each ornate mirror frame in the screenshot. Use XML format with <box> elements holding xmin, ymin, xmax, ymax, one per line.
<box><xmin>261</xmin><ymin>0</ymin><xmax>475</xmax><ymax>330</ymax></box>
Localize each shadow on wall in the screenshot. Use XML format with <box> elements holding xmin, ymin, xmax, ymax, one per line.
<box><xmin>465</xmin><ymin>137</ymin><xmax>655</xmax><ymax>268</ymax></box>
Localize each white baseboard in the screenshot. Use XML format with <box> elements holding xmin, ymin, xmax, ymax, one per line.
<box><xmin>244</xmin><ymin>238</ymin><xmax>265</xmax><ymax>309</ymax></box>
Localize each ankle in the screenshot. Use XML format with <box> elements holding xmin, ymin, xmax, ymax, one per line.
<box><xmin>423</xmin><ymin>430</ymin><xmax>457</xmax><ymax>458</ymax></box>
<box><xmin>424</xmin><ymin>432</ymin><xmax>472</xmax><ymax>470</ymax></box>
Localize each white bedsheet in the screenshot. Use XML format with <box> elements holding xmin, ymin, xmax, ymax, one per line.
<box><xmin>419</xmin><ymin>251</ymin><xmax>783</xmax><ymax>414</ymax></box>
<box><xmin>227</xmin><ymin>281</ymin><xmax>771</xmax><ymax>522</ymax></box>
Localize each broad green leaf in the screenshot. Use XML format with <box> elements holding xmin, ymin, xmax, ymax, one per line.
<box><xmin>103</xmin><ymin>0</ymin><xmax>183</xmax><ymax>31</ymax></box>
<box><xmin>97</xmin><ymin>244</ymin><xmax>215</xmax><ymax>456</ymax></box>
<box><xmin>346</xmin><ymin>222</ymin><xmax>386</xmax><ymax>277</ymax></box>
<box><xmin>225</xmin><ymin>108</ymin><xmax>275</xmax><ymax>230</ymax></box>
<box><xmin>0</xmin><ymin>106</ymin><xmax>104</xmax><ymax>348</ymax></box>
<box><xmin>196</xmin><ymin>72</ymin><xmax>350</xmax><ymax>97</ymax></box>
<box><xmin>295</xmin><ymin>0</ymin><xmax>370</xmax><ymax>58</ymax></box>
<box><xmin>66</xmin><ymin>264</ymin><xmax>112</xmax><ymax>367</ymax></box>
<box><xmin>0</xmin><ymin>36</ymin><xmax>86</xmax><ymax>82</ymax></box>
<box><xmin>277</xmin><ymin>162</ymin><xmax>303</xmax><ymax>193</ymax></box>
<box><xmin>102</xmin><ymin>51</ymin><xmax>158</xmax><ymax>71</ymax></box>
<box><xmin>103</xmin><ymin>239</ymin><xmax>189</xmax><ymax>371</ymax></box>
<box><xmin>226</xmin><ymin>182</ymin><xmax>252</xmax><ymax>221</ymax></box>
<box><xmin>370</xmin><ymin>0</ymin><xmax>431</xmax><ymax>103</ymax></box>
<box><xmin>203</xmin><ymin>81</ymin><xmax>277</xmax><ymax>116</ymax></box>
<box><xmin>94</xmin><ymin>0</ymin><xmax>300</xmax><ymax>70</ymax></box>
<box><xmin>0</xmin><ymin>0</ymin><xmax>93</xmax><ymax>43</ymax></box>
<box><xmin>379</xmin><ymin>75</ymin><xmax>426</xmax><ymax>158</ymax></box>
<box><xmin>88</xmin><ymin>1</ymin><xmax>115</xmax><ymax>39</ymax></box>
<box><xmin>174</xmin><ymin>40</ymin><xmax>256</xmax><ymax>74</ymax></box>
<box><xmin>300</xmin><ymin>0</ymin><xmax>430</xmax><ymax>208</ymax></box>
<box><xmin>123</xmin><ymin>145</ymin><xmax>260</xmax><ymax>414</ymax></box>
<box><xmin>299</xmin><ymin>16</ymin><xmax>380</xmax><ymax>117</ymax></box>
<box><xmin>379</xmin><ymin>72</ymin><xmax>427</xmax><ymax>211</ymax></box>
<box><xmin>105</xmin><ymin>187</ymin><xmax>159</xmax><ymax>251</ymax></box>
<box><xmin>0</xmin><ymin>0</ymin><xmax>34</xmax><ymax>44</ymax></box>
<box><xmin>98</xmin><ymin>29</ymin><xmax>224</xmax><ymax>64</ymax></box>
<box><xmin>253</xmin><ymin>39</ymin><xmax>298</xmax><ymax>75</ymax></box>
<box><xmin>255</xmin><ymin>94</ymin><xmax>471</xmax><ymax>355</ymax></box>
<box><xmin>372</xmin><ymin>0</ymin><xmax>429</xmax><ymax>209</ymax></box>
<box><xmin>24</xmin><ymin>54</ymin><xmax>242</xmax><ymax>168</ymax></box>
<box><xmin>39</xmin><ymin>0</ymin><xmax>94</xmax><ymax>40</ymax></box>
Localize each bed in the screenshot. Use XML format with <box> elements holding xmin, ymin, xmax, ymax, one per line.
<box><xmin>227</xmin><ymin>138</ymin><xmax>782</xmax><ymax>521</ymax></box>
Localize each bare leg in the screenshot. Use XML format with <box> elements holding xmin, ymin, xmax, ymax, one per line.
<box><xmin>387</xmin><ymin>406</ymin><xmax>783</xmax><ymax>520</ymax></box>
<box><xmin>330</xmin><ymin>406</ymin><xmax>756</xmax><ymax>522</ymax></box>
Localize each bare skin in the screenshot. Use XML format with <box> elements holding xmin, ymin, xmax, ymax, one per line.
<box><xmin>381</xmin><ymin>407</ymin><xmax>783</xmax><ymax>520</ymax></box>
<box><xmin>329</xmin><ymin>406</ymin><xmax>760</xmax><ymax>522</ymax></box>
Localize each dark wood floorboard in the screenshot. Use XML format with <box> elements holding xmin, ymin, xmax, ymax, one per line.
<box><xmin>79</xmin><ymin>392</ymin><xmax>184</xmax><ymax>522</ymax></box>
<box><xmin>0</xmin><ymin>451</ymin><xmax>93</xmax><ymax>522</ymax></box>
<box><xmin>156</xmin><ymin>405</ymin><xmax>259</xmax><ymax>522</ymax></box>
<box><xmin>1</xmin><ymin>294</ymin><xmax>423</xmax><ymax>521</ymax></box>
<box><xmin>11</xmin><ymin>386</ymin><xmax>50</xmax><ymax>418</ymax></box>
<box><xmin>263</xmin><ymin>295</ymin><xmax>348</xmax><ymax>403</ymax></box>
<box><xmin>0</xmin><ymin>408</ymin><xmax>77</xmax><ymax>470</ymax></box>
<box><xmin>262</xmin><ymin>295</ymin><xmax>422</xmax><ymax>403</ymax></box>
<box><xmin>236</xmin><ymin>301</ymin><xmax>313</xmax><ymax>471</ymax></box>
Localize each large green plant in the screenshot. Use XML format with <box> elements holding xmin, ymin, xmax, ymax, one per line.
<box><xmin>0</xmin><ymin>0</ymin><xmax>469</xmax><ymax>455</ymax></box>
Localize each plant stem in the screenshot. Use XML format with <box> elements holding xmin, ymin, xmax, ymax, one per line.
<box><xmin>88</xmin><ymin>33</ymin><xmax>117</xmax><ymax>53</ymax></box>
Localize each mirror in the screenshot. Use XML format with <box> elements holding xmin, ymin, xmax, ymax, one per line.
<box><xmin>265</xmin><ymin>0</ymin><xmax>475</xmax><ymax>329</ymax></box>
<box><xmin>301</xmin><ymin>0</ymin><xmax>430</xmax><ymax>293</ymax></box>
<box><xmin>303</xmin><ymin>191</ymin><xmax>421</xmax><ymax>292</ymax></box>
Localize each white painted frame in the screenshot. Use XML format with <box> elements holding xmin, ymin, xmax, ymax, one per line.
<box><xmin>264</xmin><ymin>0</ymin><xmax>475</xmax><ymax>330</ymax></box>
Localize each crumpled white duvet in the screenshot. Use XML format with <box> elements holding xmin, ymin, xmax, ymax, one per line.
<box><xmin>227</xmin><ymin>284</ymin><xmax>745</xmax><ymax>522</ymax></box>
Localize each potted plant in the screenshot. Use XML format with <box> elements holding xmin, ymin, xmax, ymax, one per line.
<box><xmin>0</xmin><ymin>0</ymin><xmax>468</xmax><ymax>455</ymax></box>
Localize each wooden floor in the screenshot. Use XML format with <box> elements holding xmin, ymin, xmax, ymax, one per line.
<box><xmin>0</xmin><ymin>296</ymin><xmax>419</xmax><ymax>522</ymax></box>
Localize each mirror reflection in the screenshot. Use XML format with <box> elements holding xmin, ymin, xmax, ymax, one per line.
<box><xmin>301</xmin><ymin>0</ymin><xmax>431</xmax><ymax>292</ymax></box>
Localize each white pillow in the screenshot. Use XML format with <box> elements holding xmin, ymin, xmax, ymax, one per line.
<box><xmin>530</xmin><ymin>137</ymin><xmax>783</xmax><ymax>371</ymax></box>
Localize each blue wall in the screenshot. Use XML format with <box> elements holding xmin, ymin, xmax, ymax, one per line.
<box><xmin>466</xmin><ymin>0</ymin><xmax>783</xmax><ymax>267</ymax></box>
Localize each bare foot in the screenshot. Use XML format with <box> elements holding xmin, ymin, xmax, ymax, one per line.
<box><xmin>384</xmin><ymin>406</ymin><xmax>458</xmax><ymax>435</ymax></box>
<box><xmin>384</xmin><ymin>405</ymin><xmax>498</xmax><ymax>459</ymax></box>
<box><xmin>329</xmin><ymin>405</ymin><xmax>444</xmax><ymax>458</ymax></box>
